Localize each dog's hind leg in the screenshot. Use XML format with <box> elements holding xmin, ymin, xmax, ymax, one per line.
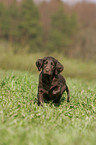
<box><xmin>66</xmin><ymin>85</ymin><xmax>70</xmax><ymax>102</ymax></box>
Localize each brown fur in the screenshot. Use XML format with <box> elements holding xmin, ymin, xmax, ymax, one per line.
<box><xmin>36</xmin><ymin>56</ymin><xmax>70</xmax><ymax>106</ymax></box>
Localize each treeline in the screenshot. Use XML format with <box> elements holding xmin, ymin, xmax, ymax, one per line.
<box><xmin>0</xmin><ymin>0</ymin><xmax>43</xmax><ymax>52</ymax></box>
<box><xmin>0</xmin><ymin>0</ymin><xmax>96</xmax><ymax>61</ymax></box>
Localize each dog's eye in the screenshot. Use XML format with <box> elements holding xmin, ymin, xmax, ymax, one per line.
<box><xmin>51</xmin><ymin>62</ymin><xmax>53</xmax><ymax>65</ymax></box>
<box><xmin>45</xmin><ymin>61</ymin><xmax>48</xmax><ymax>64</ymax></box>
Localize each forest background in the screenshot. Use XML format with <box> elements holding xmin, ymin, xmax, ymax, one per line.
<box><xmin>0</xmin><ymin>0</ymin><xmax>96</xmax><ymax>80</ymax></box>
<box><xmin>0</xmin><ymin>0</ymin><xmax>96</xmax><ymax>60</ymax></box>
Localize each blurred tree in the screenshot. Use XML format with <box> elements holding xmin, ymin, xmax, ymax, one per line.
<box><xmin>19</xmin><ymin>0</ymin><xmax>42</xmax><ymax>52</ymax></box>
<box><xmin>72</xmin><ymin>27</ymin><xmax>96</xmax><ymax>61</ymax></box>
<box><xmin>0</xmin><ymin>0</ymin><xmax>14</xmax><ymax>5</ymax></box>
<box><xmin>8</xmin><ymin>0</ymin><xmax>21</xmax><ymax>42</ymax></box>
<box><xmin>0</xmin><ymin>2</ymin><xmax>5</xmax><ymax>37</ymax></box>
<box><xmin>0</xmin><ymin>5</ymin><xmax>11</xmax><ymax>39</ymax></box>
<box><xmin>47</xmin><ymin>6</ymin><xmax>77</xmax><ymax>55</ymax></box>
<box><xmin>0</xmin><ymin>2</ymin><xmax>4</xmax><ymax>18</ymax></box>
<box><xmin>0</xmin><ymin>0</ymin><xmax>96</xmax><ymax>61</ymax></box>
<box><xmin>39</xmin><ymin>0</ymin><xmax>62</xmax><ymax>48</ymax></box>
<box><xmin>0</xmin><ymin>0</ymin><xmax>20</xmax><ymax>41</ymax></box>
<box><xmin>70</xmin><ymin>2</ymin><xmax>96</xmax><ymax>60</ymax></box>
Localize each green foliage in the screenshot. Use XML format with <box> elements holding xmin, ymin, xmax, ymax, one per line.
<box><xmin>47</xmin><ymin>7</ymin><xmax>77</xmax><ymax>54</ymax></box>
<box><xmin>73</xmin><ymin>27</ymin><xmax>96</xmax><ymax>61</ymax></box>
<box><xmin>0</xmin><ymin>51</ymin><xmax>96</xmax><ymax>80</ymax></box>
<box><xmin>0</xmin><ymin>0</ymin><xmax>42</xmax><ymax>52</ymax></box>
<box><xmin>0</xmin><ymin>3</ymin><xmax>7</xmax><ymax>37</ymax></box>
<box><xmin>0</xmin><ymin>0</ymin><xmax>21</xmax><ymax>40</ymax></box>
<box><xmin>19</xmin><ymin>0</ymin><xmax>42</xmax><ymax>52</ymax></box>
<box><xmin>0</xmin><ymin>1</ymin><xmax>77</xmax><ymax>54</ymax></box>
<box><xmin>0</xmin><ymin>1</ymin><xmax>96</xmax><ymax>61</ymax></box>
<box><xmin>0</xmin><ymin>70</ymin><xmax>96</xmax><ymax>145</ymax></box>
<box><xmin>8</xmin><ymin>0</ymin><xmax>21</xmax><ymax>41</ymax></box>
<box><xmin>0</xmin><ymin>2</ymin><xmax>4</xmax><ymax>17</ymax></box>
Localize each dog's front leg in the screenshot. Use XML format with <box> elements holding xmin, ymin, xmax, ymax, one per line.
<box><xmin>38</xmin><ymin>89</ymin><xmax>44</xmax><ymax>106</ymax></box>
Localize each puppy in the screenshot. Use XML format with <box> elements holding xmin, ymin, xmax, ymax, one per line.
<box><xmin>36</xmin><ymin>56</ymin><xmax>70</xmax><ymax>106</ymax></box>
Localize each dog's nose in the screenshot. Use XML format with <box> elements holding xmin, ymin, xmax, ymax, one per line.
<box><xmin>46</xmin><ymin>68</ymin><xmax>49</xmax><ymax>72</ymax></box>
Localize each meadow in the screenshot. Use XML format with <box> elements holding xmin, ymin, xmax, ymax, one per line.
<box><xmin>0</xmin><ymin>52</ymin><xmax>96</xmax><ymax>80</ymax></box>
<box><xmin>0</xmin><ymin>40</ymin><xmax>96</xmax><ymax>81</ymax></box>
<box><xmin>0</xmin><ymin>0</ymin><xmax>96</xmax><ymax>143</ymax></box>
<box><xmin>0</xmin><ymin>70</ymin><xmax>96</xmax><ymax>145</ymax></box>
<box><xmin>0</xmin><ymin>42</ymin><xmax>96</xmax><ymax>145</ymax></box>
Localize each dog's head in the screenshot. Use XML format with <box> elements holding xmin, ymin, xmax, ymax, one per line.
<box><xmin>36</xmin><ymin>56</ymin><xmax>63</xmax><ymax>76</ymax></box>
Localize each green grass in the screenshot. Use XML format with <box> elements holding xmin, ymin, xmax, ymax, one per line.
<box><xmin>0</xmin><ymin>53</ymin><xmax>96</xmax><ymax>80</ymax></box>
<box><xmin>0</xmin><ymin>40</ymin><xmax>96</xmax><ymax>80</ymax></box>
<box><xmin>0</xmin><ymin>70</ymin><xmax>96</xmax><ymax>145</ymax></box>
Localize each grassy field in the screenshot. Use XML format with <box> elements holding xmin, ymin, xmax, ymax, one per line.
<box><xmin>0</xmin><ymin>70</ymin><xmax>96</xmax><ymax>145</ymax></box>
<box><xmin>0</xmin><ymin>52</ymin><xmax>96</xmax><ymax>80</ymax></box>
<box><xmin>0</xmin><ymin>40</ymin><xmax>96</xmax><ymax>80</ymax></box>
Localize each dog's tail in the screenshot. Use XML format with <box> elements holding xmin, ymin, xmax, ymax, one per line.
<box><xmin>66</xmin><ymin>85</ymin><xmax>70</xmax><ymax>102</ymax></box>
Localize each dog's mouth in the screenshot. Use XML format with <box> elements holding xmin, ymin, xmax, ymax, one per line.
<box><xmin>43</xmin><ymin>69</ymin><xmax>52</xmax><ymax>75</ymax></box>
<box><xmin>43</xmin><ymin>72</ymin><xmax>52</xmax><ymax>75</ymax></box>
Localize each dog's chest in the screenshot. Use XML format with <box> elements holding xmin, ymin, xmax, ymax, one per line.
<box><xmin>42</xmin><ymin>77</ymin><xmax>59</xmax><ymax>91</ymax></box>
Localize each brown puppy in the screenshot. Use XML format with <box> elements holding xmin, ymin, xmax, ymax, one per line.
<box><xmin>36</xmin><ymin>56</ymin><xmax>70</xmax><ymax>106</ymax></box>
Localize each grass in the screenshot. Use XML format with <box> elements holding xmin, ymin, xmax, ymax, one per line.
<box><xmin>0</xmin><ymin>40</ymin><xmax>96</xmax><ymax>80</ymax></box>
<box><xmin>0</xmin><ymin>70</ymin><xmax>96</xmax><ymax>145</ymax></box>
<box><xmin>0</xmin><ymin>52</ymin><xmax>96</xmax><ymax>80</ymax></box>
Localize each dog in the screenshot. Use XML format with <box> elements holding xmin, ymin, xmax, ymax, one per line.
<box><xmin>36</xmin><ymin>56</ymin><xmax>70</xmax><ymax>106</ymax></box>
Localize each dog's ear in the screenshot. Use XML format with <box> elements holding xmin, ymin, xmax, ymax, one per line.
<box><xmin>36</xmin><ymin>59</ymin><xmax>43</xmax><ymax>71</ymax></box>
<box><xmin>55</xmin><ymin>60</ymin><xmax>64</xmax><ymax>75</ymax></box>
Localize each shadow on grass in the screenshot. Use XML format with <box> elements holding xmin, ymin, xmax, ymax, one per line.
<box><xmin>44</xmin><ymin>96</ymin><xmax>66</xmax><ymax>107</ymax></box>
<box><xmin>53</xmin><ymin>97</ymin><xmax>66</xmax><ymax>107</ymax></box>
<box><xmin>32</xmin><ymin>96</ymin><xmax>66</xmax><ymax>107</ymax></box>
